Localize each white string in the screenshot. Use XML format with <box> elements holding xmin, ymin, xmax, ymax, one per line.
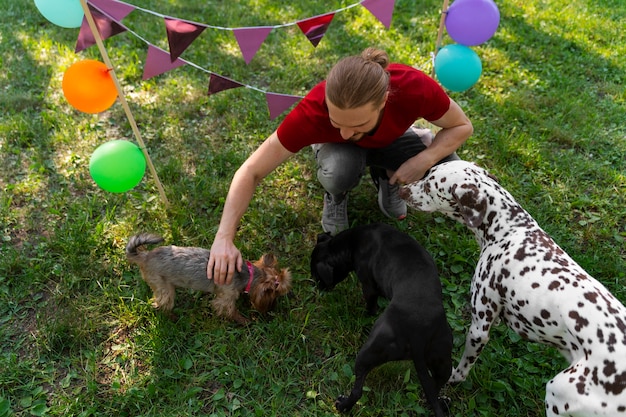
<box><xmin>87</xmin><ymin>0</ymin><xmax>369</xmax><ymax>95</ymax></box>
<box><xmin>112</xmin><ymin>0</ymin><xmax>364</xmax><ymax>31</ymax></box>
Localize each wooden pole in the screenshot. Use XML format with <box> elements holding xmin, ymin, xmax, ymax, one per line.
<box><xmin>77</xmin><ymin>0</ymin><xmax>170</xmax><ymax>208</ymax></box>
<box><xmin>432</xmin><ymin>0</ymin><xmax>450</xmax><ymax>76</ymax></box>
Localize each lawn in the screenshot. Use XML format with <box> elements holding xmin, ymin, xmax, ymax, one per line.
<box><xmin>0</xmin><ymin>0</ymin><xmax>624</xmax><ymax>416</ymax></box>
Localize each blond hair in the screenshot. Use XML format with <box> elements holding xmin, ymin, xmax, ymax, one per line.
<box><xmin>325</xmin><ymin>47</ymin><xmax>390</xmax><ymax>109</ymax></box>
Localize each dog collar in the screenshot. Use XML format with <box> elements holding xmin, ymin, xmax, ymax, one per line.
<box><xmin>244</xmin><ymin>260</ymin><xmax>254</xmax><ymax>294</ymax></box>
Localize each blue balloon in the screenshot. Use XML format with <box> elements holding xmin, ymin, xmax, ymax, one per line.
<box><xmin>34</xmin><ymin>0</ymin><xmax>84</xmax><ymax>29</ymax></box>
<box><xmin>434</xmin><ymin>44</ymin><xmax>482</xmax><ymax>92</ymax></box>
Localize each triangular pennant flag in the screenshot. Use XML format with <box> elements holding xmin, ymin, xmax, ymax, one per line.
<box><xmin>296</xmin><ymin>13</ymin><xmax>335</xmax><ymax>47</ymax></box>
<box><xmin>164</xmin><ymin>17</ymin><xmax>207</xmax><ymax>62</ymax></box>
<box><xmin>88</xmin><ymin>0</ymin><xmax>135</xmax><ymax>21</ymax></box>
<box><xmin>75</xmin><ymin>6</ymin><xmax>129</xmax><ymax>52</ymax></box>
<box><xmin>233</xmin><ymin>26</ymin><xmax>273</xmax><ymax>64</ymax></box>
<box><xmin>361</xmin><ymin>0</ymin><xmax>396</xmax><ymax>29</ymax></box>
<box><xmin>143</xmin><ymin>45</ymin><xmax>186</xmax><ymax>80</ymax></box>
<box><xmin>208</xmin><ymin>74</ymin><xmax>244</xmax><ymax>95</ymax></box>
<box><xmin>265</xmin><ymin>93</ymin><xmax>302</xmax><ymax>120</ymax></box>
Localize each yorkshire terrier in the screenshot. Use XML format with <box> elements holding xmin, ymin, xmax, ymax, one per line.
<box><xmin>126</xmin><ymin>233</ymin><xmax>292</xmax><ymax>325</ymax></box>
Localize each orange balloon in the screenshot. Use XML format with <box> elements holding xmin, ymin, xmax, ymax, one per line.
<box><xmin>62</xmin><ymin>60</ymin><xmax>118</xmax><ymax>114</ymax></box>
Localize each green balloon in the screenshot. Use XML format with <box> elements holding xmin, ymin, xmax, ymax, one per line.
<box><xmin>89</xmin><ymin>140</ymin><xmax>146</xmax><ymax>193</ymax></box>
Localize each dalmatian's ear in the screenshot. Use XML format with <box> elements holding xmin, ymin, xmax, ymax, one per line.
<box><xmin>451</xmin><ymin>183</ymin><xmax>487</xmax><ymax>228</ymax></box>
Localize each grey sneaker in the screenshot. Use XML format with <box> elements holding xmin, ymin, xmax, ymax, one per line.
<box><xmin>371</xmin><ymin>168</ymin><xmax>407</xmax><ymax>220</ymax></box>
<box><xmin>321</xmin><ymin>192</ymin><xmax>349</xmax><ymax>235</ymax></box>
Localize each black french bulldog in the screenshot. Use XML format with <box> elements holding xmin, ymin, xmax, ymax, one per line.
<box><xmin>310</xmin><ymin>223</ymin><xmax>452</xmax><ymax>417</ymax></box>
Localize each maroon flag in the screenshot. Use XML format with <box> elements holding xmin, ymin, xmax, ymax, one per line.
<box><xmin>143</xmin><ymin>45</ymin><xmax>187</xmax><ymax>80</ymax></box>
<box><xmin>75</xmin><ymin>2</ymin><xmax>132</xmax><ymax>52</ymax></box>
<box><xmin>164</xmin><ymin>17</ymin><xmax>207</xmax><ymax>62</ymax></box>
<box><xmin>233</xmin><ymin>26</ymin><xmax>273</xmax><ymax>64</ymax></box>
<box><xmin>361</xmin><ymin>0</ymin><xmax>396</xmax><ymax>29</ymax></box>
<box><xmin>265</xmin><ymin>93</ymin><xmax>302</xmax><ymax>120</ymax></box>
<box><xmin>296</xmin><ymin>13</ymin><xmax>335</xmax><ymax>47</ymax></box>
<box><xmin>208</xmin><ymin>74</ymin><xmax>244</xmax><ymax>96</ymax></box>
<box><xmin>88</xmin><ymin>0</ymin><xmax>135</xmax><ymax>19</ymax></box>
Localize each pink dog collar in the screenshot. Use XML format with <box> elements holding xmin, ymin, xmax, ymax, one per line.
<box><xmin>244</xmin><ymin>261</ymin><xmax>254</xmax><ymax>294</ymax></box>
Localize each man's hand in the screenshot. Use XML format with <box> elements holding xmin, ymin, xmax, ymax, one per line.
<box><xmin>207</xmin><ymin>237</ymin><xmax>242</xmax><ymax>286</ymax></box>
<box><xmin>389</xmin><ymin>154</ymin><xmax>432</xmax><ymax>185</ymax></box>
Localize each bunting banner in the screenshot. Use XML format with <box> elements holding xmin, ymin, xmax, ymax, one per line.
<box><xmin>266</xmin><ymin>93</ymin><xmax>303</xmax><ymax>120</ymax></box>
<box><xmin>78</xmin><ymin>0</ymin><xmax>397</xmax><ymax>119</ymax></box>
<box><xmin>89</xmin><ymin>0</ymin><xmax>135</xmax><ymax>16</ymax></box>
<box><xmin>362</xmin><ymin>0</ymin><xmax>396</xmax><ymax>29</ymax></box>
<box><xmin>164</xmin><ymin>17</ymin><xmax>207</xmax><ymax>62</ymax></box>
<box><xmin>143</xmin><ymin>45</ymin><xmax>187</xmax><ymax>80</ymax></box>
<box><xmin>75</xmin><ymin>1</ymin><xmax>133</xmax><ymax>52</ymax></box>
<box><xmin>296</xmin><ymin>13</ymin><xmax>335</xmax><ymax>47</ymax></box>
<box><xmin>233</xmin><ymin>26</ymin><xmax>274</xmax><ymax>64</ymax></box>
<box><xmin>208</xmin><ymin>74</ymin><xmax>244</xmax><ymax>96</ymax></box>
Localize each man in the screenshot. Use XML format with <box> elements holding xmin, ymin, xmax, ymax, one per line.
<box><xmin>208</xmin><ymin>47</ymin><xmax>473</xmax><ymax>285</ymax></box>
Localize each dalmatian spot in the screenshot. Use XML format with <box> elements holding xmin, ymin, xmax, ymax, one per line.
<box><xmin>548</xmin><ymin>281</ymin><xmax>562</xmax><ymax>291</ymax></box>
<box><xmin>514</xmin><ymin>247</ymin><xmax>535</xmax><ymax>261</ymax></box>
<box><xmin>569</xmin><ymin>311</ymin><xmax>590</xmax><ymax>332</ymax></box>
<box><xmin>603</xmin><ymin>360</ymin><xmax>617</xmax><ymax>377</ymax></box>
<box><xmin>601</xmin><ymin>370</ymin><xmax>626</xmax><ymax>395</ymax></box>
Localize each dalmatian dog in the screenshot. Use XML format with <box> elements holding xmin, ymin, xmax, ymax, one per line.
<box><xmin>398</xmin><ymin>160</ymin><xmax>626</xmax><ymax>416</ymax></box>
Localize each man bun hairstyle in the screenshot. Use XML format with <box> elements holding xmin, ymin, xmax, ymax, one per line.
<box><xmin>325</xmin><ymin>47</ymin><xmax>390</xmax><ymax>110</ymax></box>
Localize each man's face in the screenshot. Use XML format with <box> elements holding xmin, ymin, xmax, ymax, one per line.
<box><xmin>326</xmin><ymin>100</ymin><xmax>385</xmax><ymax>142</ymax></box>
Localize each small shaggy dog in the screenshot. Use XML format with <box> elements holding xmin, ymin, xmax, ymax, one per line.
<box><xmin>310</xmin><ymin>223</ymin><xmax>453</xmax><ymax>417</ymax></box>
<box><xmin>126</xmin><ymin>233</ymin><xmax>292</xmax><ymax>324</ymax></box>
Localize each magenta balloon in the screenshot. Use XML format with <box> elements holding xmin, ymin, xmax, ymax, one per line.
<box><xmin>445</xmin><ymin>0</ymin><xmax>500</xmax><ymax>46</ymax></box>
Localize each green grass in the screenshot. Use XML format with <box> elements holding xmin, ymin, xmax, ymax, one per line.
<box><xmin>1</xmin><ymin>0</ymin><xmax>625</xmax><ymax>415</ymax></box>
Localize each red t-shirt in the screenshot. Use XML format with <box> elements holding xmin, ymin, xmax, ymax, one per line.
<box><xmin>277</xmin><ymin>63</ymin><xmax>450</xmax><ymax>153</ymax></box>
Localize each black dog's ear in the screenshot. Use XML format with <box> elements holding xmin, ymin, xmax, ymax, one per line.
<box><xmin>311</xmin><ymin>260</ymin><xmax>336</xmax><ymax>290</ymax></box>
<box><xmin>310</xmin><ymin>237</ymin><xmax>336</xmax><ymax>290</ymax></box>
<box><xmin>316</xmin><ymin>232</ymin><xmax>333</xmax><ymax>244</ymax></box>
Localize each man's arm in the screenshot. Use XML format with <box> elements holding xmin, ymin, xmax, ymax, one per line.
<box><xmin>207</xmin><ymin>131</ymin><xmax>294</xmax><ymax>285</ymax></box>
<box><xmin>390</xmin><ymin>99</ymin><xmax>473</xmax><ymax>184</ymax></box>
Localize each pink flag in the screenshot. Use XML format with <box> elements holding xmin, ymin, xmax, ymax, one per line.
<box><xmin>233</xmin><ymin>26</ymin><xmax>273</xmax><ymax>64</ymax></box>
<box><xmin>143</xmin><ymin>45</ymin><xmax>186</xmax><ymax>80</ymax></box>
<box><xmin>296</xmin><ymin>13</ymin><xmax>335</xmax><ymax>47</ymax></box>
<box><xmin>361</xmin><ymin>0</ymin><xmax>396</xmax><ymax>29</ymax></box>
<box><xmin>265</xmin><ymin>93</ymin><xmax>302</xmax><ymax>120</ymax></box>
<box><xmin>164</xmin><ymin>17</ymin><xmax>207</xmax><ymax>62</ymax></box>
<box><xmin>75</xmin><ymin>2</ymin><xmax>132</xmax><ymax>52</ymax></box>
<box><xmin>208</xmin><ymin>74</ymin><xmax>244</xmax><ymax>95</ymax></box>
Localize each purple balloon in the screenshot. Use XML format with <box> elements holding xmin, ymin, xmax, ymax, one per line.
<box><xmin>445</xmin><ymin>0</ymin><xmax>500</xmax><ymax>46</ymax></box>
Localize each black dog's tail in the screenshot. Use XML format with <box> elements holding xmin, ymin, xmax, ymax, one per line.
<box><xmin>125</xmin><ymin>233</ymin><xmax>164</xmax><ymax>263</ymax></box>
